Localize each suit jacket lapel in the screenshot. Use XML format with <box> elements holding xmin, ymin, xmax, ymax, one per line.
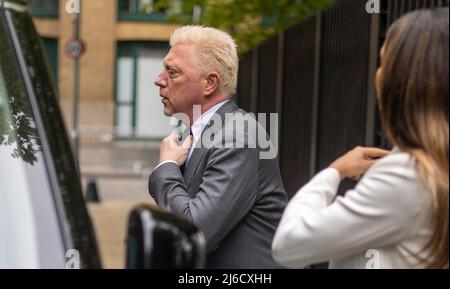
<box><xmin>183</xmin><ymin>99</ymin><xmax>239</xmax><ymax>183</ymax></box>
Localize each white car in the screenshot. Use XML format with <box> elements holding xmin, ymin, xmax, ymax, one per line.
<box><xmin>0</xmin><ymin>0</ymin><xmax>205</xmax><ymax>269</ymax></box>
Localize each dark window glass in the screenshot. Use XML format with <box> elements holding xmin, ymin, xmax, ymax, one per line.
<box><xmin>119</xmin><ymin>0</ymin><xmax>136</xmax><ymax>13</ymax></box>
<box><xmin>118</xmin><ymin>0</ymin><xmax>170</xmax><ymax>14</ymax></box>
<box><xmin>41</xmin><ymin>37</ymin><xmax>58</xmax><ymax>88</ymax></box>
<box><xmin>27</xmin><ymin>0</ymin><xmax>59</xmax><ymax>17</ymax></box>
<box><xmin>0</xmin><ymin>18</ymin><xmax>40</xmax><ymax>166</ymax></box>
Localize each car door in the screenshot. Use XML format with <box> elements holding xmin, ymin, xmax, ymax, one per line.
<box><xmin>0</xmin><ymin>0</ymin><xmax>101</xmax><ymax>268</ymax></box>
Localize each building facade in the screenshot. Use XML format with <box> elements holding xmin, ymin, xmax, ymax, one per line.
<box><xmin>29</xmin><ymin>0</ymin><xmax>183</xmax><ymax>174</ymax></box>
<box><xmin>30</xmin><ymin>0</ymin><xmax>179</xmax><ymax>140</ymax></box>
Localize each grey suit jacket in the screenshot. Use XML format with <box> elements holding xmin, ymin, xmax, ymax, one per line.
<box><xmin>149</xmin><ymin>100</ymin><xmax>288</xmax><ymax>269</ymax></box>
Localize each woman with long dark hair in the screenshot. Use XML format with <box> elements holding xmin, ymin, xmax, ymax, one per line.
<box><xmin>272</xmin><ymin>8</ymin><xmax>448</xmax><ymax>269</ymax></box>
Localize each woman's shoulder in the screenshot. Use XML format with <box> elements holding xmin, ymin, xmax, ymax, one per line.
<box><xmin>355</xmin><ymin>147</ymin><xmax>431</xmax><ymax>215</ymax></box>
<box><xmin>368</xmin><ymin>147</ymin><xmax>420</xmax><ymax>180</ymax></box>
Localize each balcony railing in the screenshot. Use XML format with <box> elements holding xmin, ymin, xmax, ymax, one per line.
<box><xmin>27</xmin><ymin>0</ymin><xmax>59</xmax><ymax>18</ymax></box>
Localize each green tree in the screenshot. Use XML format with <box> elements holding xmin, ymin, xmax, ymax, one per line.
<box><xmin>156</xmin><ymin>0</ymin><xmax>335</xmax><ymax>54</ymax></box>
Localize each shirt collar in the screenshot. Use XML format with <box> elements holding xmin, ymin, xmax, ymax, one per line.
<box><xmin>190</xmin><ymin>99</ymin><xmax>230</xmax><ymax>142</ymax></box>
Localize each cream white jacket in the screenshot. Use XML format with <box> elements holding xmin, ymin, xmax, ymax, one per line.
<box><xmin>272</xmin><ymin>148</ymin><xmax>434</xmax><ymax>269</ymax></box>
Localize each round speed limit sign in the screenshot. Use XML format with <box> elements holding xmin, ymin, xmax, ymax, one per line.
<box><xmin>65</xmin><ymin>39</ymin><xmax>85</xmax><ymax>59</ymax></box>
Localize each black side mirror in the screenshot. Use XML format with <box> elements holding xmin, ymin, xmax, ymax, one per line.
<box><xmin>125</xmin><ymin>204</ymin><xmax>206</xmax><ymax>269</ymax></box>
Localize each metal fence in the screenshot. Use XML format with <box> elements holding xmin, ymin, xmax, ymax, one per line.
<box><xmin>236</xmin><ymin>0</ymin><xmax>449</xmax><ymax>197</ymax></box>
<box><xmin>77</xmin><ymin>125</ymin><xmax>160</xmax><ymax>178</ymax></box>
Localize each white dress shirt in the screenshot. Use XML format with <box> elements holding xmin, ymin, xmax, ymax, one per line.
<box><xmin>272</xmin><ymin>147</ymin><xmax>434</xmax><ymax>269</ymax></box>
<box><xmin>154</xmin><ymin>99</ymin><xmax>230</xmax><ymax>171</ymax></box>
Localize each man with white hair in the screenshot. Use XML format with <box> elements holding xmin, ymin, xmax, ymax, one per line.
<box><xmin>149</xmin><ymin>25</ymin><xmax>288</xmax><ymax>268</ymax></box>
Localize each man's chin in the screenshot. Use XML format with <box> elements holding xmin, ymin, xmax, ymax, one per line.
<box><xmin>163</xmin><ymin>109</ymin><xmax>174</xmax><ymax>117</ymax></box>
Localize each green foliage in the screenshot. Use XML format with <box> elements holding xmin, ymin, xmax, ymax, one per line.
<box><xmin>0</xmin><ymin>23</ymin><xmax>41</xmax><ymax>166</ymax></box>
<box><xmin>155</xmin><ymin>0</ymin><xmax>335</xmax><ymax>54</ymax></box>
<box><xmin>0</xmin><ymin>93</ymin><xmax>40</xmax><ymax>166</ymax></box>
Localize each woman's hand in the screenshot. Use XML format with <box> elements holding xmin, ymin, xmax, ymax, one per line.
<box><xmin>330</xmin><ymin>146</ymin><xmax>390</xmax><ymax>181</ymax></box>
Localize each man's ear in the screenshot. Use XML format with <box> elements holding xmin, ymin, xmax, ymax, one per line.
<box><xmin>203</xmin><ymin>72</ymin><xmax>220</xmax><ymax>96</ymax></box>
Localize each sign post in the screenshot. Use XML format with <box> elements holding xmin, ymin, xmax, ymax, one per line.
<box><xmin>65</xmin><ymin>38</ymin><xmax>85</xmax><ymax>60</ymax></box>
<box><xmin>68</xmin><ymin>6</ymin><xmax>84</xmax><ymax>172</ymax></box>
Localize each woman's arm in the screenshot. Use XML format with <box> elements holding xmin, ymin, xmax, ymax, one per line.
<box><xmin>272</xmin><ymin>148</ymin><xmax>422</xmax><ymax>268</ymax></box>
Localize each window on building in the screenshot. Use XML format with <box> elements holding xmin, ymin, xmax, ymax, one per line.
<box><xmin>115</xmin><ymin>42</ymin><xmax>173</xmax><ymax>139</ymax></box>
<box><xmin>118</xmin><ymin>0</ymin><xmax>179</xmax><ymax>22</ymax></box>
<box><xmin>41</xmin><ymin>38</ymin><xmax>58</xmax><ymax>89</ymax></box>
<box><xmin>27</xmin><ymin>0</ymin><xmax>59</xmax><ymax>18</ymax></box>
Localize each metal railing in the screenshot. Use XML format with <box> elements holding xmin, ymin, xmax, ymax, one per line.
<box><xmin>77</xmin><ymin>125</ymin><xmax>160</xmax><ymax>178</ymax></box>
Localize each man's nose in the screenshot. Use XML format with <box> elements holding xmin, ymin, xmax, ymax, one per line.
<box><xmin>154</xmin><ymin>72</ymin><xmax>168</xmax><ymax>88</ymax></box>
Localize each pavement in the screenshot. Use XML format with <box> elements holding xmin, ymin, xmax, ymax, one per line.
<box><xmin>82</xmin><ymin>176</ymin><xmax>157</xmax><ymax>269</ymax></box>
